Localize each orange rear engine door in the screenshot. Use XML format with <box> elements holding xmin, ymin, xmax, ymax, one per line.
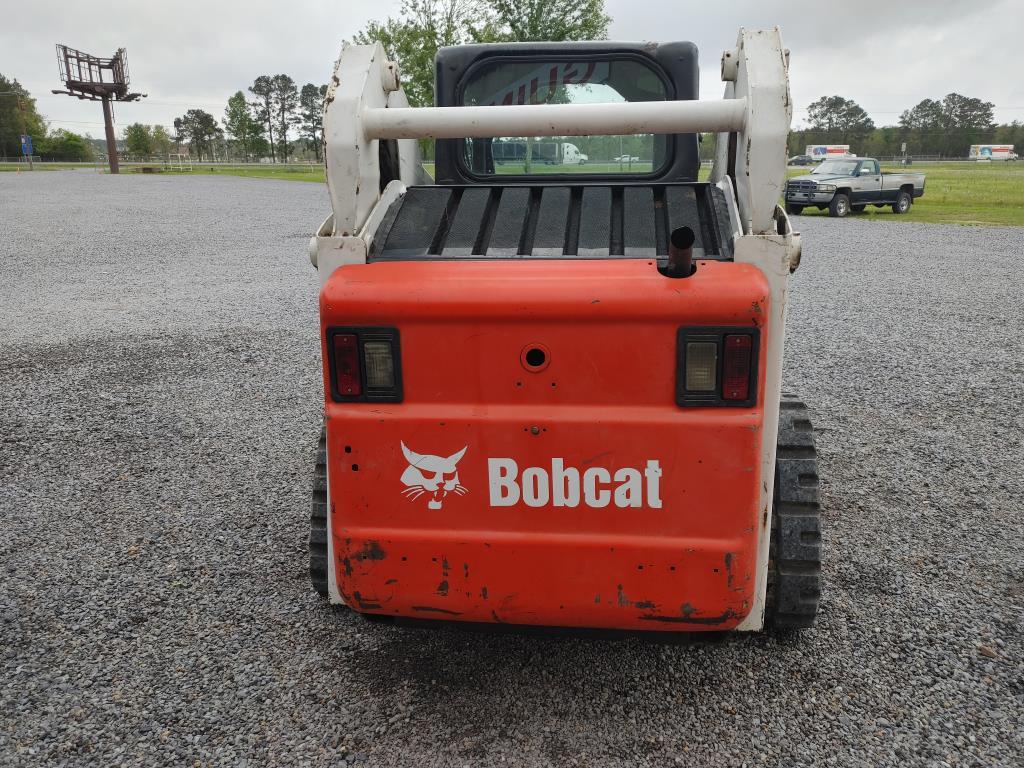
<box><xmin>320</xmin><ymin>258</ymin><xmax>769</xmax><ymax>631</ymax></box>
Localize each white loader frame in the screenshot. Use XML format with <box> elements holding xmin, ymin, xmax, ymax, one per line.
<box><xmin>314</xmin><ymin>28</ymin><xmax>802</xmax><ymax>631</ymax></box>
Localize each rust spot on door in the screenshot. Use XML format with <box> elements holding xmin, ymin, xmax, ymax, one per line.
<box><xmin>639</xmin><ymin>608</ymin><xmax>737</xmax><ymax>625</ymax></box>
<box><xmin>352</xmin><ymin>591</ymin><xmax>381</xmax><ymax>610</ymax></box>
<box><xmin>411</xmin><ymin>605</ymin><xmax>461</xmax><ymax>616</ymax></box>
<box><xmin>354</xmin><ymin>540</ymin><xmax>386</xmax><ymax>562</ymax></box>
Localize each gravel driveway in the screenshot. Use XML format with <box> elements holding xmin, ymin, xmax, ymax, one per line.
<box><xmin>1</xmin><ymin>171</ymin><xmax>1022</xmax><ymax>767</ymax></box>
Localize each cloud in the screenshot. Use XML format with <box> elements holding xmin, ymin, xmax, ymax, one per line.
<box><xmin>609</xmin><ymin>0</ymin><xmax>1022</xmax><ymax>125</ymax></box>
<box><xmin>3</xmin><ymin>0</ymin><xmax>1021</xmax><ymax>135</ymax></box>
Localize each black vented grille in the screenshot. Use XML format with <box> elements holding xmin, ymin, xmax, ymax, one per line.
<box><xmin>786</xmin><ymin>180</ymin><xmax>818</xmax><ymax>193</ymax></box>
<box><xmin>369</xmin><ymin>183</ymin><xmax>735</xmax><ymax>261</ymax></box>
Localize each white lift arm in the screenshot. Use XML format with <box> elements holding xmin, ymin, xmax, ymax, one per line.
<box><xmin>363</xmin><ymin>98</ymin><xmax>747</xmax><ymax>140</ymax></box>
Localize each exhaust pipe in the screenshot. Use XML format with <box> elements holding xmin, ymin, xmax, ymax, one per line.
<box><xmin>660</xmin><ymin>226</ymin><xmax>695</xmax><ymax>278</ymax></box>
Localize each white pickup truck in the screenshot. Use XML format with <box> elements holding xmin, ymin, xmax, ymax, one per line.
<box><xmin>785</xmin><ymin>157</ymin><xmax>926</xmax><ymax>217</ymax></box>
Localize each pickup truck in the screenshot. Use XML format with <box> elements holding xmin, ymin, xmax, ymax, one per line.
<box><xmin>785</xmin><ymin>157</ymin><xmax>925</xmax><ymax>217</ymax></box>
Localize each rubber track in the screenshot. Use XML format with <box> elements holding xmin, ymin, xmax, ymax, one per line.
<box><xmin>766</xmin><ymin>395</ymin><xmax>822</xmax><ymax>629</ymax></box>
<box><xmin>310</xmin><ymin>427</ymin><xmax>329</xmax><ymax>598</ymax></box>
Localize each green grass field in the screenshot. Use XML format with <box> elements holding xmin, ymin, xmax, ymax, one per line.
<box><xmin>421</xmin><ymin>161</ymin><xmax>656</xmax><ymax>175</ymax></box>
<box><xmin>163</xmin><ymin>164</ymin><xmax>327</xmax><ymax>182</ymax></box>
<box><xmin>4</xmin><ymin>159</ymin><xmax>1021</xmax><ymax>226</ymax></box>
<box><xmin>0</xmin><ymin>162</ymin><xmax>328</xmax><ymax>182</ymax></box>
<box><xmin>0</xmin><ymin>162</ymin><xmax>89</xmax><ymax>172</ymax></box>
<box><xmin>492</xmin><ymin>161</ymin><xmax>655</xmax><ymax>174</ymax></box>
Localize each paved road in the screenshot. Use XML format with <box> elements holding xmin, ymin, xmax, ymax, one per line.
<box><xmin>1</xmin><ymin>171</ymin><xmax>1022</xmax><ymax>767</ymax></box>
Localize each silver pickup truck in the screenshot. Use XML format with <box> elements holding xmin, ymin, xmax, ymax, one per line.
<box><xmin>785</xmin><ymin>158</ymin><xmax>925</xmax><ymax>217</ymax></box>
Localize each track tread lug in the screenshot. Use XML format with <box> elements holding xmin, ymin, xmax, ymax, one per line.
<box><xmin>310</xmin><ymin>427</ymin><xmax>329</xmax><ymax>598</ymax></box>
<box><xmin>766</xmin><ymin>399</ymin><xmax>822</xmax><ymax>631</ymax></box>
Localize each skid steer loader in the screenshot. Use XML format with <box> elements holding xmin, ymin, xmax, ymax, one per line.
<box><xmin>307</xmin><ymin>28</ymin><xmax>820</xmax><ymax>632</ymax></box>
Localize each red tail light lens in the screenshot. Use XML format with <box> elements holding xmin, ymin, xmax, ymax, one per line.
<box><xmin>332</xmin><ymin>334</ymin><xmax>362</xmax><ymax>396</ymax></box>
<box><xmin>722</xmin><ymin>334</ymin><xmax>752</xmax><ymax>401</ymax></box>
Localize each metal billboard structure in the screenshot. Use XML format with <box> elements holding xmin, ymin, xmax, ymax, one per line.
<box><xmin>51</xmin><ymin>45</ymin><xmax>147</xmax><ymax>174</ymax></box>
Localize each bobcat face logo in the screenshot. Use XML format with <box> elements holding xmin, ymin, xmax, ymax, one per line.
<box><xmin>400</xmin><ymin>442</ymin><xmax>469</xmax><ymax>510</ymax></box>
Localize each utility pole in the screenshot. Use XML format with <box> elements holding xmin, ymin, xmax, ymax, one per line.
<box><xmin>101</xmin><ymin>95</ymin><xmax>119</xmax><ymax>174</ymax></box>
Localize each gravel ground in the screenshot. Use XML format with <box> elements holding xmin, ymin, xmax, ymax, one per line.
<box><xmin>1</xmin><ymin>171</ymin><xmax>1022</xmax><ymax>767</ymax></box>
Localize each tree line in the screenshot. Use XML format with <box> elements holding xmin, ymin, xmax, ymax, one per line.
<box><xmin>119</xmin><ymin>76</ymin><xmax>327</xmax><ymax>163</ymax></box>
<box><xmin>791</xmin><ymin>93</ymin><xmax>1023</xmax><ymax>158</ymax></box>
<box><xmin>0</xmin><ymin>74</ymin><xmax>93</xmax><ymax>161</ymax></box>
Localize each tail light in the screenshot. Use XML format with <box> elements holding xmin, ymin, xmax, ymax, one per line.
<box><xmin>327</xmin><ymin>327</ymin><xmax>402</xmax><ymax>402</ymax></box>
<box><xmin>722</xmin><ymin>334</ymin><xmax>752</xmax><ymax>401</ymax></box>
<box><xmin>684</xmin><ymin>341</ymin><xmax>718</xmax><ymax>392</ymax></box>
<box><xmin>332</xmin><ymin>334</ymin><xmax>361</xmax><ymax>396</ymax></box>
<box><xmin>362</xmin><ymin>342</ymin><xmax>396</xmax><ymax>389</ymax></box>
<box><xmin>676</xmin><ymin>328</ymin><xmax>758</xmax><ymax>407</ymax></box>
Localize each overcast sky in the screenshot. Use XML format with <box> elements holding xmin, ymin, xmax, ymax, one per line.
<box><xmin>4</xmin><ymin>0</ymin><xmax>1022</xmax><ymax>138</ymax></box>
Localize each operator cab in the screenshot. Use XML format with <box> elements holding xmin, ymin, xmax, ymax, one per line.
<box><xmin>432</xmin><ymin>41</ymin><xmax>701</xmax><ymax>184</ymax></box>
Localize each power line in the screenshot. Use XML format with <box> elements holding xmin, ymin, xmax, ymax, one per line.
<box><xmin>36</xmin><ymin>92</ymin><xmax>227</xmax><ymax>108</ymax></box>
<box><xmin>44</xmin><ymin>118</ymin><xmax>107</xmax><ymax>125</ymax></box>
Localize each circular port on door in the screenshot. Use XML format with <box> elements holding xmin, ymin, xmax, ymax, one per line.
<box><xmin>521</xmin><ymin>344</ymin><xmax>550</xmax><ymax>372</ymax></box>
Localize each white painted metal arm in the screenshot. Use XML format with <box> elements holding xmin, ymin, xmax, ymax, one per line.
<box><xmin>711</xmin><ymin>28</ymin><xmax>792</xmax><ymax>234</ymax></box>
<box><xmin>323</xmin><ymin>43</ymin><xmax>420</xmax><ymax>239</ymax></box>
<box><xmin>362</xmin><ymin>99</ymin><xmax>746</xmax><ymax>140</ymax></box>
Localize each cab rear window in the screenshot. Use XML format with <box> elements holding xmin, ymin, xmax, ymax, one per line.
<box><xmin>459</xmin><ymin>58</ymin><xmax>670</xmax><ymax>178</ymax></box>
